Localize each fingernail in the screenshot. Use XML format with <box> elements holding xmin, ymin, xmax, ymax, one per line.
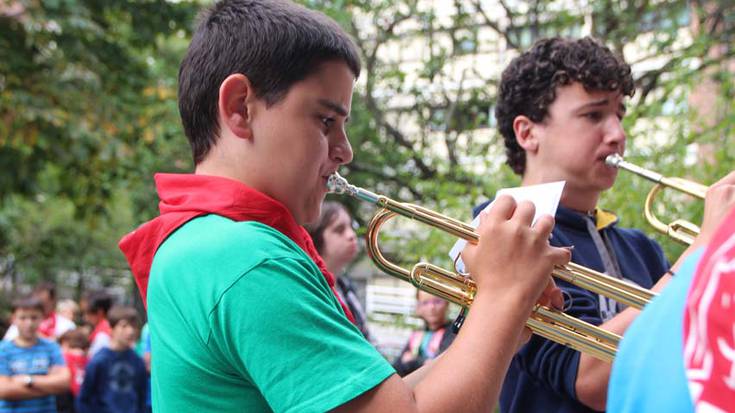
<box><xmin>562</xmin><ymin>245</ymin><xmax>575</xmax><ymax>251</ymax></box>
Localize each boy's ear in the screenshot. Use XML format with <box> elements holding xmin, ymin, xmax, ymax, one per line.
<box><xmin>513</xmin><ymin>115</ymin><xmax>539</xmax><ymax>154</ymax></box>
<box><xmin>218</xmin><ymin>73</ymin><xmax>258</xmax><ymax>140</ymax></box>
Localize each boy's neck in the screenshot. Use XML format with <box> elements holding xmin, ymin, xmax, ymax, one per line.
<box><xmin>108</xmin><ymin>341</ymin><xmax>130</xmax><ymax>352</ymax></box>
<box><xmin>558</xmin><ymin>190</ymin><xmax>599</xmax><ymax>214</ymax></box>
<box><xmin>521</xmin><ymin>174</ymin><xmax>600</xmax><ymax>213</ymax></box>
<box><xmin>14</xmin><ymin>336</ymin><xmax>39</xmax><ymax>348</ymax></box>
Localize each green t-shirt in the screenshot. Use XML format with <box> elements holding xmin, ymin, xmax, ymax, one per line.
<box><xmin>147</xmin><ymin>215</ymin><xmax>394</xmax><ymax>412</ymax></box>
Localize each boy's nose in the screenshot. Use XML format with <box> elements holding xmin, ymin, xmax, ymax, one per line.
<box><xmin>330</xmin><ymin>131</ymin><xmax>353</xmax><ymax>165</ymax></box>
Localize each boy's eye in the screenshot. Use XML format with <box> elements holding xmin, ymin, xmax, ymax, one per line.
<box><xmin>583</xmin><ymin>112</ymin><xmax>602</xmax><ymax>121</ymax></box>
<box><xmin>320</xmin><ymin>116</ymin><xmax>335</xmax><ymax>129</ymax></box>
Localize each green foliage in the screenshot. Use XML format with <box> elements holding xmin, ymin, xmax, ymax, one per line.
<box><xmin>1</xmin><ymin>0</ymin><xmax>734</xmax><ymax>297</ymax></box>
<box><xmin>315</xmin><ymin>0</ymin><xmax>735</xmax><ymax>267</ymax></box>
<box><xmin>0</xmin><ymin>0</ymin><xmax>198</xmax><ymax>295</ymax></box>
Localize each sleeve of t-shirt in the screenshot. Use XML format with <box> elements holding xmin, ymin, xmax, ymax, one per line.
<box><xmin>607</xmin><ymin>248</ymin><xmax>704</xmax><ymax>413</ymax></box>
<box><xmin>143</xmin><ymin>332</ymin><xmax>151</xmax><ymax>355</ymax></box>
<box><xmin>49</xmin><ymin>342</ymin><xmax>66</xmax><ymax>367</ymax></box>
<box><xmin>211</xmin><ymin>255</ymin><xmax>395</xmax><ymax>413</ymax></box>
<box><xmin>0</xmin><ymin>344</ymin><xmax>10</xmax><ymax>376</ymax></box>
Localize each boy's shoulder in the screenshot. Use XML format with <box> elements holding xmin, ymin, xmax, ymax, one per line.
<box><xmin>158</xmin><ymin>215</ymin><xmax>308</xmax><ymax>267</ymax></box>
<box><xmin>86</xmin><ymin>347</ymin><xmax>114</xmax><ymax>365</ymax></box>
<box><xmin>0</xmin><ymin>339</ymin><xmax>13</xmax><ymax>353</ymax></box>
<box><xmin>184</xmin><ymin>215</ymin><xmax>299</xmax><ymax>248</ymax></box>
<box><xmin>35</xmin><ymin>337</ymin><xmax>61</xmax><ymax>349</ymax></box>
<box><xmin>0</xmin><ymin>338</ymin><xmax>60</xmax><ymax>353</ymax></box>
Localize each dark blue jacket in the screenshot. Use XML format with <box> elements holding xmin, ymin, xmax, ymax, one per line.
<box><xmin>472</xmin><ymin>202</ymin><xmax>669</xmax><ymax>413</ymax></box>
<box><xmin>78</xmin><ymin>347</ymin><xmax>147</xmax><ymax>413</ymax></box>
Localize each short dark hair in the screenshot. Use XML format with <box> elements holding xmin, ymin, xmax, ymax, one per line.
<box><xmin>85</xmin><ymin>291</ymin><xmax>113</xmax><ymax>316</ymax></box>
<box><xmin>496</xmin><ymin>37</ymin><xmax>635</xmax><ymax>175</ymax></box>
<box><xmin>107</xmin><ymin>306</ymin><xmax>141</xmax><ymax>329</ymax></box>
<box><xmin>12</xmin><ymin>296</ymin><xmax>44</xmax><ymax>313</ymax></box>
<box><xmin>179</xmin><ymin>0</ymin><xmax>362</xmax><ymax>164</ymax></box>
<box><xmin>33</xmin><ymin>282</ymin><xmax>56</xmax><ymax>300</ymax></box>
<box><xmin>58</xmin><ymin>329</ymin><xmax>90</xmax><ymax>350</ymax></box>
<box><xmin>304</xmin><ymin>201</ymin><xmax>348</xmax><ymax>254</ymax></box>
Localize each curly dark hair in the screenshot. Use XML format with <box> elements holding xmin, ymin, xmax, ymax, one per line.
<box><xmin>496</xmin><ymin>37</ymin><xmax>634</xmax><ymax>175</ymax></box>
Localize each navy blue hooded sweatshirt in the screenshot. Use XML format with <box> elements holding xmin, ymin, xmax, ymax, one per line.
<box><xmin>472</xmin><ymin>202</ymin><xmax>669</xmax><ymax>413</ymax></box>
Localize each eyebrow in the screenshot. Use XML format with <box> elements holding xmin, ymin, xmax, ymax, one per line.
<box><xmin>573</xmin><ymin>98</ymin><xmax>609</xmax><ymax>112</ymax></box>
<box><xmin>574</xmin><ymin>98</ymin><xmax>627</xmax><ymax>114</ymax></box>
<box><xmin>318</xmin><ymin>98</ymin><xmax>349</xmax><ymax>118</ymax></box>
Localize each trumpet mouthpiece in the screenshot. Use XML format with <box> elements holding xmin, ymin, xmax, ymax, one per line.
<box><xmin>326</xmin><ymin>172</ymin><xmax>380</xmax><ymax>204</ymax></box>
<box><xmin>605</xmin><ymin>153</ymin><xmax>623</xmax><ymax>168</ymax></box>
<box><xmin>327</xmin><ymin>172</ymin><xmax>350</xmax><ymax>194</ymax></box>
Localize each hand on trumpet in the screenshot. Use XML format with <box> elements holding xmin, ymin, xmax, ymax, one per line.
<box><xmin>460</xmin><ymin>195</ymin><xmax>571</xmax><ymax>345</ymax></box>
<box><xmin>695</xmin><ymin>171</ymin><xmax>735</xmax><ymax>249</ymax></box>
<box><xmin>665</xmin><ymin>171</ymin><xmax>735</xmax><ymax>281</ymax></box>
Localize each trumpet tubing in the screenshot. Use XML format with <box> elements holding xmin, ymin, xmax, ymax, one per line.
<box><xmin>606</xmin><ymin>154</ymin><xmax>708</xmax><ymax>245</ymax></box>
<box><xmin>328</xmin><ymin>173</ymin><xmax>656</xmax><ymax>363</ymax></box>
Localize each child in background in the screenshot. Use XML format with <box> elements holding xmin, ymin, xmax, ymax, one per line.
<box><xmin>56</xmin><ymin>300</ymin><xmax>80</xmax><ymax>326</ymax></box>
<box><xmin>393</xmin><ymin>290</ymin><xmax>456</xmax><ymax>376</ymax></box>
<box><xmin>0</xmin><ymin>296</ymin><xmax>70</xmax><ymax>412</ymax></box>
<box><xmin>56</xmin><ymin>330</ymin><xmax>89</xmax><ymax>413</ymax></box>
<box><xmin>78</xmin><ymin>306</ymin><xmax>147</xmax><ymax>413</ymax></box>
<box><xmin>82</xmin><ymin>291</ymin><xmax>113</xmax><ymax>358</ymax></box>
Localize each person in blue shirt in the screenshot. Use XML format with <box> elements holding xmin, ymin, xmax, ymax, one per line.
<box><xmin>78</xmin><ymin>306</ymin><xmax>147</xmax><ymax>413</ymax></box>
<box><xmin>477</xmin><ymin>36</ymin><xmax>729</xmax><ymax>413</ymax></box>
<box><xmin>0</xmin><ymin>296</ymin><xmax>70</xmax><ymax>413</ymax></box>
<box><xmin>607</xmin><ymin>179</ymin><xmax>735</xmax><ymax>412</ymax></box>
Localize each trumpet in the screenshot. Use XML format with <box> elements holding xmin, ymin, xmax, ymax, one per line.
<box><xmin>328</xmin><ymin>173</ymin><xmax>655</xmax><ymax>363</ymax></box>
<box><xmin>605</xmin><ymin>154</ymin><xmax>707</xmax><ymax>245</ymax></box>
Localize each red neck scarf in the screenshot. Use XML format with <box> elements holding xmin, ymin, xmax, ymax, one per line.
<box><xmin>38</xmin><ymin>312</ymin><xmax>56</xmax><ymax>338</ymax></box>
<box><xmin>118</xmin><ymin>173</ymin><xmax>355</xmax><ymax>324</ymax></box>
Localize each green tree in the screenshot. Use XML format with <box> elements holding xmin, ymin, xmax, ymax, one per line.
<box><xmin>312</xmin><ymin>0</ymin><xmax>734</xmax><ymax>269</ymax></box>
<box><xmin>0</xmin><ymin>0</ymin><xmax>197</xmax><ymax>297</ymax></box>
<box><xmin>1</xmin><ymin>0</ymin><xmax>733</xmax><ymax>303</ymax></box>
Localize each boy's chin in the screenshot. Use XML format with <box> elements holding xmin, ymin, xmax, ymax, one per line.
<box><xmin>115</xmin><ymin>339</ymin><xmax>135</xmax><ymax>348</ymax></box>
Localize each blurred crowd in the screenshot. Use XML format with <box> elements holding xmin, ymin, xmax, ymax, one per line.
<box><xmin>0</xmin><ymin>283</ymin><xmax>150</xmax><ymax>413</ymax></box>
<box><xmin>0</xmin><ymin>201</ymin><xmax>454</xmax><ymax>413</ymax></box>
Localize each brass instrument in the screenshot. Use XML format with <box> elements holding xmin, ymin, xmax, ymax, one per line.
<box><xmin>606</xmin><ymin>154</ymin><xmax>707</xmax><ymax>245</ymax></box>
<box><xmin>328</xmin><ymin>173</ymin><xmax>656</xmax><ymax>363</ymax></box>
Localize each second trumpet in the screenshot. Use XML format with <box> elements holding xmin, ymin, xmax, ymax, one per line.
<box><xmin>606</xmin><ymin>153</ymin><xmax>708</xmax><ymax>245</ymax></box>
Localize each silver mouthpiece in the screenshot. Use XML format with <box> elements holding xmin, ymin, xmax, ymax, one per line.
<box><xmin>605</xmin><ymin>153</ymin><xmax>624</xmax><ymax>168</ymax></box>
<box><xmin>327</xmin><ymin>172</ymin><xmax>351</xmax><ymax>195</ymax></box>
<box><xmin>326</xmin><ymin>172</ymin><xmax>380</xmax><ymax>204</ymax></box>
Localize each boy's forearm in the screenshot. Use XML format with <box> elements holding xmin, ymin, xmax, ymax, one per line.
<box><xmin>0</xmin><ymin>377</ymin><xmax>47</xmax><ymax>400</ymax></box>
<box><xmin>410</xmin><ymin>291</ymin><xmax>534</xmax><ymax>413</ymax></box>
<box><xmin>31</xmin><ymin>370</ymin><xmax>71</xmax><ymax>394</ymax></box>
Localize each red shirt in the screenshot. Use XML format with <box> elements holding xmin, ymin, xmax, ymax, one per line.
<box><xmin>63</xmin><ymin>350</ymin><xmax>88</xmax><ymax>396</ymax></box>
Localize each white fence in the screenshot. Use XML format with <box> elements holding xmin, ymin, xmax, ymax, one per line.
<box><xmin>365</xmin><ymin>284</ymin><xmax>423</xmax><ymax>360</ymax></box>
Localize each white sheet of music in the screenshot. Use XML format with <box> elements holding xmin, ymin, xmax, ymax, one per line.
<box><xmin>449</xmin><ymin>180</ymin><xmax>566</xmax><ymax>273</ymax></box>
